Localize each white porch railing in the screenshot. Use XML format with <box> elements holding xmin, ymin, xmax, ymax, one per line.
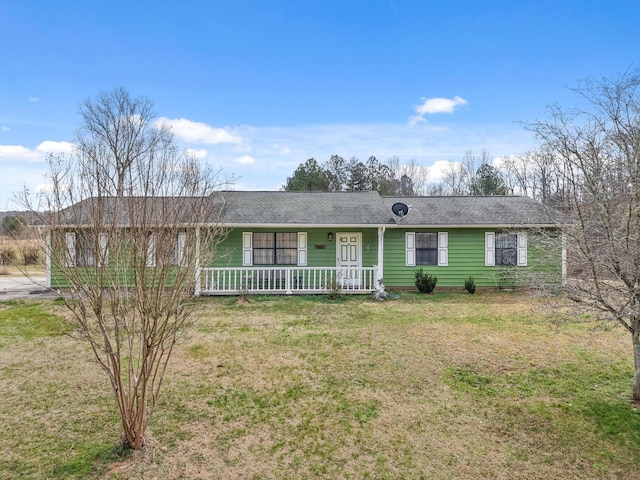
<box><xmin>199</xmin><ymin>266</ymin><xmax>379</xmax><ymax>295</ymax></box>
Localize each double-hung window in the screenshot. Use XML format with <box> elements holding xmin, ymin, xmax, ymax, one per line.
<box><xmin>146</xmin><ymin>231</ymin><xmax>188</xmax><ymax>267</ymax></box>
<box><xmin>415</xmin><ymin>232</ymin><xmax>438</xmax><ymax>265</ymax></box>
<box><xmin>495</xmin><ymin>233</ymin><xmax>517</xmax><ymax>266</ymax></box>
<box><xmin>242</xmin><ymin>232</ymin><xmax>307</xmax><ymax>266</ymax></box>
<box><xmin>406</xmin><ymin>232</ymin><xmax>448</xmax><ymax>266</ymax></box>
<box><xmin>485</xmin><ymin>232</ymin><xmax>527</xmax><ymax>266</ymax></box>
<box><xmin>65</xmin><ymin>232</ymin><xmax>108</xmax><ymax>267</ymax></box>
<box><xmin>253</xmin><ymin>232</ymin><xmax>297</xmax><ymax>265</ymax></box>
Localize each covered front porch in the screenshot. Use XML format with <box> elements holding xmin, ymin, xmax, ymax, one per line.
<box><xmin>197</xmin><ymin>266</ymin><xmax>380</xmax><ymax>295</ymax></box>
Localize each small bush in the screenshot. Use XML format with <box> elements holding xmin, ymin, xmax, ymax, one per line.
<box><xmin>19</xmin><ymin>243</ymin><xmax>42</xmax><ymax>265</ymax></box>
<box><xmin>0</xmin><ymin>245</ymin><xmax>18</xmax><ymax>266</ymax></box>
<box><xmin>327</xmin><ymin>277</ymin><xmax>342</xmax><ymax>300</ymax></box>
<box><xmin>465</xmin><ymin>276</ymin><xmax>476</xmax><ymax>294</ymax></box>
<box><xmin>415</xmin><ymin>268</ymin><xmax>437</xmax><ymax>294</ymax></box>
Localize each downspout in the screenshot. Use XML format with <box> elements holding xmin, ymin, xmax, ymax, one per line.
<box><xmin>377</xmin><ymin>226</ymin><xmax>385</xmax><ymax>287</ymax></box>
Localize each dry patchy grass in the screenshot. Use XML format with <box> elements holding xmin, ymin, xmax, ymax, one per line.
<box><xmin>1</xmin><ymin>291</ymin><xmax>638</xmax><ymax>479</ymax></box>
<box><xmin>0</xmin><ymin>236</ymin><xmax>46</xmax><ymax>276</ymax></box>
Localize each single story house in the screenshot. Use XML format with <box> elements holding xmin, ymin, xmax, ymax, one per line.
<box><xmin>48</xmin><ymin>191</ymin><xmax>566</xmax><ymax>295</ymax></box>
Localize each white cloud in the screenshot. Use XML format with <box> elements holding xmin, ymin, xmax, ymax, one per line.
<box><xmin>235</xmin><ymin>155</ymin><xmax>256</xmax><ymax>165</ymax></box>
<box><xmin>1</xmin><ymin>126</ymin><xmax>10</xmax><ymax>132</ymax></box>
<box><xmin>156</xmin><ymin>117</ymin><xmax>242</xmax><ymax>144</ymax></box>
<box><xmin>0</xmin><ymin>140</ymin><xmax>74</xmax><ymax>163</ymax></box>
<box><xmin>0</xmin><ymin>145</ymin><xmax>40</xmax><ymax>162</ymax></box>
<box><xmin>28</xmin><ymin>95</ymin><xmax>40</xmax><ymax>103</ymax></box>
<box><xmin>34</xmin><ymin>183</ymin><xmax>53</xmax><ymax>193</ymax></box>
<box><xmin>36</xmin><ymin>140</ymin><xmax>75</xmax><ymax>155</ymax></box>
<box><xmin>278</xmin><ymin>147</ymin><xmax>291</xmax><ymax>155</ymax></box>
<box><xmin>185</xmin><ymin>148</ymin><xmax>208</xmax><ymax>159</ymax></box>
<box><xmin>409</xmin><ymin>96</ymin><xmax>468</xmax><ymax>125</ymax></box>
<box><xmin>426</xmin><ymin>160</ymin><xmax>459</xmax><ymax>182</ymax></box>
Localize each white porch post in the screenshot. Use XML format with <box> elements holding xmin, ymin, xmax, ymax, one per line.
<box><xmin>376</xmin><ymin>226</ymin><xmax>385</xmax><ymax>286</ymax></box>
<box><xmin>45</xmin><ymin>232</ymin><xmax>51</xmax><ymax>288</ymax></box>
<box><xmin>194</xmin><ymin>226</ymin><xmax>201</xmax><ymax>296</ymax></box>
<box><xmin>561</xmin><ymin>231</ymin><xmax>567</xmax><ymax>286</ymax></box>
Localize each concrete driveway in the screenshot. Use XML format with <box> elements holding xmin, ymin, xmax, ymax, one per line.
<box><xmin>0</xmin><ymin>276</ymin><xmax>57</xmax><ymax>300</ymax></box>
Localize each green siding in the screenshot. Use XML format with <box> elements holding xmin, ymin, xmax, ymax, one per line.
<box><xmin>382</xmin><ymin>228</ymin><xmax>560</xmax><ymax>288</ymax></box>
<box><xmin>211</xmin><ymin>228</ymin><xmax>379</xmax><ymax>268</ymax></box>
<box><xmin>51</xmin><ymin>226</ymin><xmax>560</xmax><ymax>290</ymax></box>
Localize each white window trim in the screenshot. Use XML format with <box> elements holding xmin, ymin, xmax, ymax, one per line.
<box><xmin>406</xmin><ymin>231</ymin><xmax>448</xmax><ymax>267</ymax></box>
<box><xmin>485</xmin><ymin>231</ymin><xmax>527</xmax><ymax>267</ymax></box>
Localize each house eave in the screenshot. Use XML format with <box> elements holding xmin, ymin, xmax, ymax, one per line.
<box><xmin>222</xmin><ymin>223</ymin><xmax>387</xmax><ymax>229</ymax></box>
<box><xmin>52</xmin><ymin>222</ymin><xmax>561</xmax><ymax>230</ymax></box>
<box><xmin>387</xmin><ymin>223</ymin><xmax>560</xmax><ymax>229</ymax></box>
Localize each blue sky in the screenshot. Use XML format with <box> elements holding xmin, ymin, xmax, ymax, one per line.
<box><xmin>1</xmin><ymin>0</ymin><xmax>638</xmax><ymax>210</ymax></box>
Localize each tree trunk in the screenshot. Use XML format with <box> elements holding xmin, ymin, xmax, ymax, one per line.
<box><xmin>633</xmin><ymin>327</ymin><xmax>640</xmax><ymax>405</ymax></box>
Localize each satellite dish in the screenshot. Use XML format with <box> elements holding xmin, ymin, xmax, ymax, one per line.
<box><xmin>392</xmin><ymin>202</ymin><xmax>410</xmax><ymax>217</ymax></box>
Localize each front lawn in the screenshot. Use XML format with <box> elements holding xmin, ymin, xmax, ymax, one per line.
<box><xmin>0</xmin><ymin>291</ymin><xmax>637</xmax><ymax>479</ymax></box>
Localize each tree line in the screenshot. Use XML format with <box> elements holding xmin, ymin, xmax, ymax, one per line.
<box><xmin>282</xmin><ymin>155</ymin><xmax>424</xmax><ymax>196</ymax></box>
<box><xmin>281</xmin><ymin>148</ymin><xmax>569</xmax><ymax>201</ymax></box>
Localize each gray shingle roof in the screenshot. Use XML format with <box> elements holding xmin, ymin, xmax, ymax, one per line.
<box><xmin>218</xmin><ymin>191</ymin><xmax>388</xmax><ymax>225</ymax></box>
<box><xmin>59</xmin><ymin>192</ymin><xmax>565</xmax><ymax>227</ymax></box>
<box><xmin>59</xmin><ymin>196</ymin><xmax>220</xmax><ymax>226</ymax></box>
<box><xmin>381</xmin><ymin>195</ymin><xmax>567</xmax><ymax>226</ymax></box>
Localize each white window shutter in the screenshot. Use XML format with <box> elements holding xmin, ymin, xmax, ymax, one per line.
<box><xmin>242</xmin><ymin>232</ymin><xmax>253</xmax><ymax>266</ymax></box>
<box><xmin>406</xmin><ymin>232</ymin><xmax>416</xmax><ymax>266</ymax></box>
<box><xmin>65</xmin><ymin>232</ymin><xmax>76</xmax><ymax>267</ymax></box>
<box><xmin>438</xmin><ymin>232</ymin><xmax>448</xmax><ymax>266</ymax></box>
<box><xmin>146</xmin><ymin>234</ymin><xmax>156</xmax><ymax>267</ymax></box>
<box><xmin>297</xmin><ymin>232</ymin><xmax>307</xmax><ymax>266</ymax></box>
<box><xmin>98</xmin><ymin>233</ymin><xmax>108</xmax><ymax>267</ymax></box>
<box><xmin>517</xmin><ymin>233</ymin><xmax>528</xmax><ymax>266</ymax></box>
<box><xmin>485</xmin><ymin>232</ymin><xmax>495</xmax><ymax>266</ymax></box>
<box><xmin>176</xmin><ymin>231</ymin><xmax>186</xmax><ymax>266</ymax></box>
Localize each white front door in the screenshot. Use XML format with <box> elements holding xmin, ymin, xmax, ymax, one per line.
<box><xmin>336</xmin><ymin>233</ymin><xmax>361</xmax><ymax>286</ymax></box>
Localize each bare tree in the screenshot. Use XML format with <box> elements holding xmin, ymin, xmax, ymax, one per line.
<box><xmin>441</xmin><ymin>161</ymin><xmax>469</xmax><ymax>195</ymax></box>
<box><xmin>387</xmin><ymin>156</ymin><xmax>429</xmax><ymax>195</ymax></box>
<box><xmin>22</xmin><ymin>89</ymin><xmax>227</xmax><ymax>449</ymax></box>
<box><xmin>529</xmin><ymin>70</ymin><xmax>640</xmax><ymax>403</ymax></box>
<box><xmin>462</xmin><ymin>149</ymin><xmax>491</xmax><ymax>192</ymax></box>
<box><xmin>502</xmin><ymin>148</ymin><xmax>571</xmax><ymax>207</ymax></box>
<box><xmin>500</xmin><ymin>154</ymin><xmax>530</xmax><ymax>196</ymax></box>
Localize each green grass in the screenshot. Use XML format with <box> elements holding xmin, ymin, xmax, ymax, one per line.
<box><xmin>1</xmin><ymin>291</ymin><xmax>639</xmax><ymax>478</ymax></box>
<box><xmin>0</xmin><ymin>300</ymin><xmax>72</xmax><ymax>339</ymax></box>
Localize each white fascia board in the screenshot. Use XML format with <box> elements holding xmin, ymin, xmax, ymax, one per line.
<box><xmin>221</xmin><ymin>223</ymin><xmax>387</xmax><ymax>229</ymax></box>
<box><xmin>58</xmin><ymin>222</ymin><xmax>560</xmax><ymax>229</ymax></box>
<box><xmin>386</xmin><ymin>223</ymin><xmax>559</xmax><ymax>229</ymax></box>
